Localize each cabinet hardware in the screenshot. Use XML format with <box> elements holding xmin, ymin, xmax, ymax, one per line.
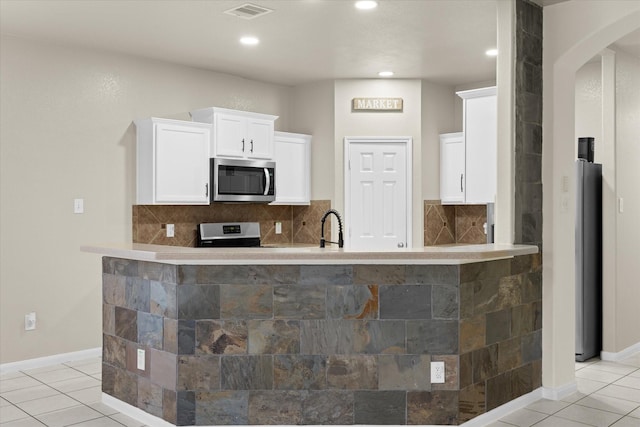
<box><xmin>460</xmin><ymin>174</ymin><xmax>464</xmax><ymax>192</ymax></box>
<box><xmin>242</xmin><ymin>138</ymin><xmax>245</xmax><ymax>152</ymax></box>
<box><xmin>250</xmin><ymin>139</ymin><xmax>254</xmax><ymax>153</ymax></box>
<box><xmin>205</xmin><ymin>183</ymin><xmax>208</xmax><ymax>197</ymax></box>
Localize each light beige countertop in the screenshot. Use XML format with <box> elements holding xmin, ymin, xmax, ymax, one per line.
<box><xmin>81</xmin><ymin>242</ymin><xmax>538</xmax><ymax>265</ymax></box>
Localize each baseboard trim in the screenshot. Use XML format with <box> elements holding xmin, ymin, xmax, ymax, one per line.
<box><xmin>601</xmin><ymin>342</ymin><xmax>640</xmax><ymax>362</ymax></box>
<box><xmin>0</xmin><ymin>347</ymin><xmax>101</xmax><ymax>374</ymax></box>
<box><xmin>460</xmin><ymin>388</ymin><xmax>543</xmax><ymax>426</ymax></box>
<box><xmin>103</xmin><ymin>394</ymin><xmax>175</xmax><ymax>427</ymax></box>
<box><xmin>542</xmin><ymin>381</ymin><xmax>578</xmax><ymax>400</ymax></box>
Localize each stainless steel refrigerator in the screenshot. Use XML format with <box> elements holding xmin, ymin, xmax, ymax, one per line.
<box><xmin>575</xmin><ymin>160</ymin><xmax>602</xmax><ymax>362</ymax></box>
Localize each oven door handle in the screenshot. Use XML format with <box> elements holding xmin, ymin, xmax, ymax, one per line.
<box><xmin>263</xmin><ymin>168</ymin><xmax>271</xmax><ymax>196</ymax></box>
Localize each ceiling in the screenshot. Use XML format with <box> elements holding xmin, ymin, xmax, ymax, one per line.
<box><xmin>0</xmin><ymin>0</ymin><xmax>499</xmax><ymax>87</ymax></box>
<box><xmin>0</xmin><ymin>0</ymin><xmax>637</xmax><ymax>87</ymax></box>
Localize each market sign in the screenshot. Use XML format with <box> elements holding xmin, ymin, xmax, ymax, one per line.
<box><xmin>352</xmin><ymin>97</ymin><xmax>403</xmax><ymax>112</ymax></box>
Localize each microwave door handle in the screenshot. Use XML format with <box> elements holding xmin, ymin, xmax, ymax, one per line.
<box><xmin>263</xmin><ymin>168</ymin><xmax>270</xmax><ymax>196</ymax></box>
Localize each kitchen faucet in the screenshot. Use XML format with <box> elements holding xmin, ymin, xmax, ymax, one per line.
<box><xmin>320</xmin><ymin>209</ymin><xmax>344</xmax><ymax>248</ymax></box>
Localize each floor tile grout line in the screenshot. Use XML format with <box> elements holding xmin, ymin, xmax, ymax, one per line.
<box><xmin>4</xmin><ymin>367</ymin><xmax>99</xmax><ymax>421</ymax></box>
<box><xmin>583</xmin><ymin>365</ymin><xmax>640</xmax><ymax>383</ymax></box>
<box><xmin>26</xmin><ymin>414</ymin><xmax>48</xmax><ymax>426</ymax></box>
<box><xmin>529</xmin><ymin>414</ymin><xmax>580</xmax><ymax>426</ymax></box>
<box><xmin>556</xmin><ymin>409</ymin><xmax>626</xmax><ymax>427</ymax></box>
<box><xmin>571</xmin><ymin>395</ymin><xmax>640</xmax><ymax>416</ymax></box>
<box><xmin>42</xmin><ymin>409</ymin><xmax>108</xmax><ymax>427</ymax></box>
<box><xmin>1</xmin><ymin>374</ymin><xmax>101</xmax><ymax>404</ymax></box>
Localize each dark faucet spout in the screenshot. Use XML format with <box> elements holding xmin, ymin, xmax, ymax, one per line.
<box><xmin>320</xmin><ymin>209</ymin><xmax>344</xmax><ymax>248</ymax></box>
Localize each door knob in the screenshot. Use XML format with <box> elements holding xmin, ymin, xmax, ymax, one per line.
<box><xmin>398</xmin><ymin>242</ymin><xmax>405</xmax><ymax>248</ymax></box>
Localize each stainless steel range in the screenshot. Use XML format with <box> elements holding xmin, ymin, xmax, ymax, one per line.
<box><xmin>197</xmin><ymin>222</ymin><xmax>261</xmax><ymax>247</ymax></box>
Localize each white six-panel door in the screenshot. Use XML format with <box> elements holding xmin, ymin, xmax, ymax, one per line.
<box><xmin>345</xmin><ymin>137</ymin><xmax>411</xmax><ymax>250</ymax></box>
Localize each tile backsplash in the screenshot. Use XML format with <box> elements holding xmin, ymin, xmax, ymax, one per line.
<box><xmin>133</xmin><ymin>200</ymin><xmax>331</xmax><ymax>247</ymax></box>
<box><xmin>424</xmin><ymin>201</ymin><xmax>487</xmax><ymax>246</ymax></box>
<box><xmin>133</xmin><ymin>200</ymin><xmax>484</xmax><ymax>248</ymax></box>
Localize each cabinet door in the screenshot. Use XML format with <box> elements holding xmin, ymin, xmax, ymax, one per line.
<box><xmin>154</xmin><ymin>123</ymin><xmax>210</xmax><ymax>204</ymax></box>
<box><xmin>440</xmin><ymin>133</ymin><xmax>465</xmax><ymax>204</ymax></box>
<box><xmin>464</xmin><ymin>95</ymin><xmax>497</xmax><ymax>203</ymax></box>
<box><xmin>271</xmin><ymin>133</ymin><xmax>311</xmax><ymax>205</ymax></box>
<box><xmin>246</xmin><ymin>118</ymin><xmax>274</xmax><ymax>159</ymax></box>
<box><xmin>214</xmin><ymin>113</ymin><xmax>246</xmax><ymax>158</ymax></box>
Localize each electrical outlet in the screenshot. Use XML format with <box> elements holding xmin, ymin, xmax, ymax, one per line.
<box><xmin>137</xmin><ymin>349</ymin><xmax>145</xmax><ymax>371</ymax></box>
<box><xmin>25</xmin><ymin>312</ymin><xmax>36</xmax><ymax>331</ymax></box>
<box><xmin>166</xmin><ymin>224</ymin><xmax>175</xmax><ymax>238</ymax></box>
<box><xmin>431</xmin><ymin>361</ymin><xmax>445</xmax><ymax>383</ymax></box>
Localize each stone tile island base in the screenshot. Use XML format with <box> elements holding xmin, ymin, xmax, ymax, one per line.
<box><xmin>101</xmin><ymin>255</ymin><xmax>541</xmax><ymax>425</ymax></box>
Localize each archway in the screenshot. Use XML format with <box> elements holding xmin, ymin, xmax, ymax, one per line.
<box><xmin>542</xmin><ymin>6</ymin><xmax>640</xmax><ymax>396</ymax></box>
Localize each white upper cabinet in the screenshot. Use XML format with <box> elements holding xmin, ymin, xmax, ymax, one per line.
<box><xmin>135</xmin><ymin>117</ymin><xmax>211</xmax><ymax>205</ymax></box>
<box><xmin>459</xmin><ymin>86</ymin><xmax>497</xmax><ymax>204</ymax></box>
<box><xmin>190</xmin><ymin>107</ymin><xmax>278</xmax><ymax>160</ymax></box>
<box><xmin>270</xmin><ymin>131</ymin><xmax>312</xmax><ymax>205</ymax></box>
<box><xmin>441</xmin><ymin>86</ymin><xmax>496</xmax><ymax>205</ymax></box>
<box><xmin>440</xmin><ymin>132</ymin><xmax>465</xmax><ymax>204</ymax></box>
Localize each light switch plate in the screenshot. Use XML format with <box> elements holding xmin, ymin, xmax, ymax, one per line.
<box><xmin>166</xmin><ymin>224</ymin><xmax>175</xmax><ymax>237</ymax></box>
<box><xmin>74</xmin><ymin>198</ymin><xmax>84</xmax><ymax>214</ymax></box>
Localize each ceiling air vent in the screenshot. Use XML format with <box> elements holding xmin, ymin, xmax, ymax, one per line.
<box><xmin>224</xmin><ymin>3</ymin><xmax>273</xmax><ymax>20</ymax></box>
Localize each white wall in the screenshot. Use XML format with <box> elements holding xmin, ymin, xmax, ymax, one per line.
<box><xmin>575</xmin><ymin>60</ymin><xmax>603</xmax><ymax>161</ymax></box>
<box><xmin>542</xmin><ymin>0</ymin><xmax>640</xmax><ymax>391</ymax></box>
<box><xmin>585</xmin><ymin>46</ymin><xmax>640</xmax><ymax>358</ymax></box>
<box><xmin>0</xmin><ymin>36</ymin><xmax>293</xmax><ymax>363</ymax></box>
<box><xmin>290</xmin><ymin>81</ymin><xmax>335</xmax><ymax>200</ymax></box>
<box><xmin>612</xmin><ymin>47</ymin><xmax>640</xmax><ymax>352</ymax></box>
<box><xmin>421</xmin><ymin>81</ymin><xmax>457</xmax><ymax>200</ymax></box>
<box><xmin>333</xmin><ymin>79</ymin><xmax>423</xmax><ymax>246</ymax></box>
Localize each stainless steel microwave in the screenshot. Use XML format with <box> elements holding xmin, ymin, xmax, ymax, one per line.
<box><xmin>211</xmin><ymin>158</ymin><xmax>275</xmax><ymax>203</ymax></box>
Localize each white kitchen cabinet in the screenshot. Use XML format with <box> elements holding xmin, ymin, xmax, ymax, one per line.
<box><xmin>190</xmin><ymin>107</ymin><xmax>278</xmax><ymax>160</ymax></box>
<box><xmin>270</xmin><ymin>131</ymin><xmax>311</xmax><ymax>205</ymax></box>
<box><xmin>440</xmin><ymin>86</ymin><xmax>496</xmax><ymax>205</ymax></box>
<box><xmin>459</xmin><ymin>86</ymin><xmax>497</xmax><ymax>204</ymax></box>
<box><xmin>439</xmin><ymin>132</ymin><xmax>465</xmax><ymax>204</ymax></box>
<box><xmin>135</xmin><ymin>117</ymin><xmax>211</xmax><ymax>205</ymax></box>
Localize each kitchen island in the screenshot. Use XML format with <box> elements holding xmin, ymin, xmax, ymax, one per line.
<box><xmin>83</xmin><ymin>243</ymin><xmax>541</xmax><ymax>426</ymax></box>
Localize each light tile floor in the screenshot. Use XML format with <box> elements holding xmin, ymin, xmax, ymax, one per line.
<box><xmin>1</xmin><ymin>353</ymin><xmax>639</xmax><ymax>426</ymax></box>
<box><xmin>0</xmin><ymin>358</ymin><xmax>146</xmax><ymax>427</ymax></box>
<box><xmin>490</xmin><ymin>352</ymin><xmax>640</xmax><ymax>427</ymax></box>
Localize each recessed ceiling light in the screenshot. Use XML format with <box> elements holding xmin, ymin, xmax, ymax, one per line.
<box><xmin>486</xmin><ymin>48</ymin><xmax>498</xmax><ymax>57</ymax></box>
<box><xmin>378</xmin><ymin>71</ymin><xmax>394</xmax><ymax>77</ymax></box>
<box><xmin>355</xmin><ymin>1</ymin><xmax>378</xmax><ymax>10</ymax></box>
<box><xmin>240</xmin><ymin>36</ymin><xmax>260</xmax><ymax>46</ymax></box>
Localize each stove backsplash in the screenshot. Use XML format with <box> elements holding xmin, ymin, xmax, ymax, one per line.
<box><xmin>132</xmin><ymin>200</ymin><xmax>331</xmax><ymax>247</ymax></box>
<box><xmin>423</xmin><ymin>201</ymin><xmax>488</xmax><ymax>246</ymax></box>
